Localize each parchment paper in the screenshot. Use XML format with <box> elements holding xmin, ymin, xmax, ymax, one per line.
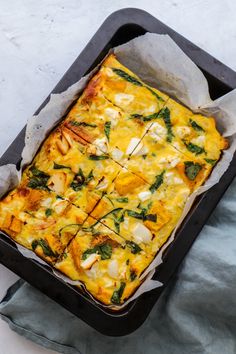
<box><xmin>1</xmin><ymin>33</ymin><xmax>236</xmax><ymax>308</ymax></box>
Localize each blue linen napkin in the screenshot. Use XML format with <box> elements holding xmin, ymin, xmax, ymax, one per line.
<box><xmin>1</xmin><ymin>176</ymin><xmax>236</xmax><ymax>354</ymax></box>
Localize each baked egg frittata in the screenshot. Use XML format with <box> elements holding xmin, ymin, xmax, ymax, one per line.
<box><xmin>0</xmin><ymin>54</ymin><xmax>228</xmax><ymax>305</ymax></box>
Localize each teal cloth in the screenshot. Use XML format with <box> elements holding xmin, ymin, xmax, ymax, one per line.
<box><xmin>1</xmin><ymin>177</ymin><xmax>236</xmax><ymax>354</ymax></box>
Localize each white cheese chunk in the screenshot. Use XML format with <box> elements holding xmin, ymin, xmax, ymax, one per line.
<box><xmin>132</xmin><ymin>223</ymin><xmax>152</xmax><ymax>244</ymax></box>
<box><xmin>173</xmin><ymin>177</ymin><xmax>184</xmax><ymax>185</ymax></box>
<box><xmin>158</xmin><ymin>155</ymin><xmax>180</xmax><ymax>168</ymax></box>
<box><xmin>170</xmin><ymin>157</ymin><xmax>180</xmax><ymax>168</ymax></box>
<box><xmin>107</xmin><ymin>260</ymin><xmax>119</xmax><ymax>278</ymax></box>
<box><xmin>111</xmin><ymin>148</ymin><xmax>124</xmax><ymax>161</ymax></box>
<box><xmin>123</xmin><ymin>217</ymin><xmax>129</xmax><ymax>230</ymax></box>
<box><xmin>165</xmin><ymin>171</ymin><xmax>174</xmax><ymax>184</ymax></box>
<box><xmin>105</xmin><ymin>67</ymin><xmax>114</xmax><ymax>77</ymax></box>
<box><xmin>53</xmin><ymin>199</ymin><xmax>69</xmax><ymax>215</ymax></box>
<box><xmin>105</xmin><ymin>108</ymin><xmax>120</xmax><ymax>127</ymax></box>
<box><xmin>126</xmin><ymin>138</ymin><xmax>141</xmax><ymax>155</ymax></box>
<box><xmin>149</xmin><ymin>122</ymin><xmax>166</xmax><ymax>141</ymax></box>
<box><xmin>172</xmin><ymin>142</ymin><xmax>181</xmax><ymax>150</ymax></box>
<box><xmin>191</xmin><ymin>135</ymin><xmax>205</xmax><ymax>147</ymax></box>
<box><xmin>94</xmin><ymin>137</ymin><xmax>108</xmax><ymax>154</ymax></box>
<box><xmin>115</xmin><ymin>93</ymin><xmax>134</xmax><ymax>106</ymax></box>
<box><xmin>81</xmin><ymin>254</ymin><xmax>100</xmax><ymax>270</ymax></box>
<box><xmin>143</xmin><ymin>104</ymin><xmax>156</xmax><ymax>114</ymax></box>
<box><xmin>134</xmin><ymin>144</ymin><xmax>149</xmax><ymax>156</ymax></box>
<box><xmin>176</xmin><ymin>126</ymin><xmax>191</xmax><ymax>138</ymax></box>
<box><xmin>41</xmin><ymin>197</ymin><xmax>52</xmax><ymax>208</ymax></box>
<box><xmin>96</xmin><ymin>177</ymin><xmax>109</xmax><ymax>191</ymax></box>
<box><xmin>84</xmin><ymin>262</ymin><xmax>99</xmax><ymax>279</ymax></box>
<box><xmin>138</xmin><ymin>191</ymin><xmax>151</xmax><ymax>202</ymax></box>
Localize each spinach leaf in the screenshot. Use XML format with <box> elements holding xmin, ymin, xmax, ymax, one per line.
<box><xmin>189</xmin><ymin>119</ymin><xmax>205</xmax><ymax>132</ymax></box>
<box><xmin>112</xmin><ymin>68</ymin><xmax>142</xmax><ymax>86</ymax></box>
<box><xmin>70</xmin><ymin>169</ymin><xmax>94</xmax><ymax>191</ymax></box>
<box><xmin>204</xmin><ymin>158</ymin><xmax>217</xmax><ymax>166</ymax></box>
<box><xmin>82</xmin><ymin>243</ymin><xmax>112</xmax><ymax>261</ymax></box>
<box><xmin>104</xmin><ymin>121</ymin><xmax>111</xmax><ymax>141</ymax></box>
<box><xmin>111</xmin><ymin>282</ymin><xmax>126</xmax><ymax>304</ymax></box>
<box><xmin>88</xmin><ymin>208</ymin><xmax>124</xmax><ymax>229</ymax></box>
<box><xmin>116</xmin><ymin>197</ymin><xmax>129</xmax><ymax>203</ymax></box>
<box><xmin>27</xmin><ymin>166</ymin><xmax>50</xmax><ymax>191</ymax></box>
<box><xmin>158</xmin><ymin>107</ymin><xmax>174</xmax><ymax>142</ymax></box>
<box><xmin>184</xmin><ymin>161</ymin><xmax>202</xmax><ymax>180</ymax></box>
<box><xmin>149</xmin><ymin>170</ymin><xmax>165</xmax><ymax>194</ymax></box>
<box><xmin>130</xmin><ymin>270</ymin><xmax>137</xmax><ymax>281</ymax></box>
<box><xmin>53</xmin><ymin>162</ymin><xmax>71</xmax><ymax>170</ymax></box>
<box><xmin>145</xmin><ymin>214</ymin><xmax>157</xmax><ymax>222</ymax></box>
<box><xmin>126</xmin><ymin>209</ymin><xmax>157</xmax><ymax>222</ymax></box>
<box><xmin>184</xmin><ymin>141</ymin><xmax>205</xmax><ymax>155</ymax></box>
<box><xmin>114</xmin><ymin>212</ymin><xmax>124</xmax><ymax>233</ymax></box>
<box><xmin>126</xmin><ymin>241</ymin><xmax>142</xmax><ymax>254</ymax></box>
<box><xmin>56</xmin><ymin>195</ymin><xmax>63</xmax><ymax>200</ymax></box>
<box><xmin>29</xmin><ymin>166</ymin><xmax>48</xmax><ymax>178</ymax></box>
<box><xmin>126</xmin><ymin>210</ymin><xmax>144</xmax><ymax>220</ymax></box>
<box><xmin>88</xmin><ymin>155</ymin><xmax>109</xmax><ymax>160</ymax></box>
<box><xmin>59</xmin><ymin>223</ymin><xmax>81</xmax><ymax>237</ymax></box>
<box><xmin>70</xmin><ymin>121</ymin><xmax>97</xmax><ymax>128</ymax></box>
<box><xmin>45</xmin><ymin>208</ymin><xmax>52</xmax><ymax>217</ymax></box>
<box><xmin>145</xmin><ymin>87</ymin><xmax>165</xmax><ymax>102</ymax></box>
<box><xmin>31</xmin><ymin>239</ymin><xmax>57</xmax><ymax>258</ymax></box>
<box><xmin>130</xmin><ymin>112</ymin><xmax>161</xmax><ymax>122</ymax></box>
<box><xmin>99</xmin><ymin>243</ymin><xmax>112</xmax><ymax>260</ymax></box>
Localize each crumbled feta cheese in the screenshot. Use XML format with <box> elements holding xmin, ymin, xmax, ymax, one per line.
<box><xmin>53</xmin><ymin>199</ymin><xmax>69</xmax><ymax>215</ymax></box>
<box><xmin>94</xmin><ymin>137</ymin><xmax>108</xmax><ymax>154</ymax></box>
<box><xmin>111</xmin><ymin>148</ymin><xmax>124</xmax><ymax>161</ymax></box>
<box><xmin>105</xmin><ymin>67</ymin><xmax>114</xmax><ymax>77</ymax></box>
<box><xmin>143</xmin><ymin>104</ymin><xmax>156</xmax><ymax>114</ymax></box>
<box><xmin>172</xmin><ymin>142</ymin><xmax>181</xmax><ymax>150</ymax></box>
<box><xmin>149</xmin><ymin>122</ymin><xmax>166</xmax><ymax>141</ymax></box>
<box><xmin>132</xmin><ymin>223</ymin><xmax>152</xmax><ymax>244</ymax></box>
<box><xmin>81</xmin><ymin>254</ymin><xmax>100</xmax><ymax>270</ymax></box>
<box><xmin>170</xmin><ymin>157</ymin><xmax>180</xmax><ymax>168</ymax></box>
<box><xmin>134</xmin><ymin>144</ymin><xmax>149</xmax><ymax>156</ymax></box>
<box><xmin>123</xmin><ymin>217</ymin><xmax>129</xmax><ymax>230</ymax></box>
<box><xmin>138</xmin><ymin>191</ymin><xmax>151</xmax><ymax>202</ymax></box>
<box><xmin>158</xmin><ymin>155</ymin><xmax>180</xmax><ymax>168</ymax></box>
<box><xmin>126</xmin><ymin>138</ymin><xmax>141</xmax><ymax>155</ymax></box>
<box><xmin>115</xmin><ymin>93</ymin><xmax>134</xmax><ymax>105</ymax></box>
<box><xmin>176</xmin><ymin>126</ymin><xmax>191</xmax><ymax>138</ymax></box>
<box><xmin>191</xmin><ymin>135</ymin><xmax>205</xmax><ymax>147</ymax></box>
<box><xmin>41</xmin><ymin>197</ymin><xmax>52</xmax><ymax>208</ymax></box>
<box><xmin>173</xmin><ymin>177</ymin><xmax>184</xmax><ymax>185</ymax></box>
<box><xmin>105</xmin><ymin>107</ymin><xmax>119</xmax><ymax>120</ymax></box>
<box><xmin>107</xmin><ymin>260</ymin><xmax>119</xmax><ymax>278</ymax></box>
<box><xmin>165</xmin><ymin>172</ymin><xmax>174</xmax><ymax>184</ymax></box>
<box><xmin>96</xmin><ymin>178</ymin><xmax>109</xmax><ymax>191</ymax></box>
<box><xmin>85</xmin><ymin>262</ymin><xmax>99</xmax><ymax>279</ymax></box>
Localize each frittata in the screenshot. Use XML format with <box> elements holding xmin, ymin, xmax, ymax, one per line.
<box><xmin>0</xmin><ymin>53</ymin><xmax>228</xmax><ymax>306</ymax></box>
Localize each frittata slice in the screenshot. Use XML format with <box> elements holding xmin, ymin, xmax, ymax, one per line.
<box><xmin>125</xmin><ymin>130</ymin><xmax>212</xmax><ymax>192</ymax></box>
<box><xmin>27</xmin><ymin>124</ymin><xmax>122</xmax><ymax>213</ymax></box>
<box><xmin>55</xmin><ymin>217</ymin><xmax>153</xmax><ymax>305</ymax></box>
<box><xmin>90</xmin><ymin>168</ymin><xmax>189</xmax><ymax>256</ymax></box>
<box><xmin>0</xmin><ymin>179</ymin><xmax>87</xmax><ymax>264</ymax></box>
<box><xmin>64</xmin><ymin>54</ymin><xmax>169</xmax><ymax>163</ymax></box>
<box><xmin>133</xmin><ymin>98</ymin><xmax>228</xmax><ymax>165</ymax></box>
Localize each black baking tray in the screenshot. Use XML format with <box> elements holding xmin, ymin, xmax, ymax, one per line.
<box><xmin>1</xmin><ymin>8</ymin><xmax>236</xmax><ymax>336</ymax></box>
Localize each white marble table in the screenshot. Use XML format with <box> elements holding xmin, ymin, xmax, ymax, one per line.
<box><xmin>1</xmin><ymin>1</ymin><xmax>236</xmax><ymax>353</ymax></box>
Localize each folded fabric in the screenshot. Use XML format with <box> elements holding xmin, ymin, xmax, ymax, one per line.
<box><xmin>1</xmin><ymin>177</ymin><xmax>236</xmax><ymax>354</ymax></box>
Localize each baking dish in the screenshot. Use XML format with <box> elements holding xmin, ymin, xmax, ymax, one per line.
<box><xmin>0</xmin><ymin>8</ymin><xmax>236</xmax><ymax>336</ymax></box>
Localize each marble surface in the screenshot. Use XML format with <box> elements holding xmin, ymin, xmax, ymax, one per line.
<box><xmin>0</xmin><ymin>1</ymin><xmax>236</xmax><ymax>353</ymax></box>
